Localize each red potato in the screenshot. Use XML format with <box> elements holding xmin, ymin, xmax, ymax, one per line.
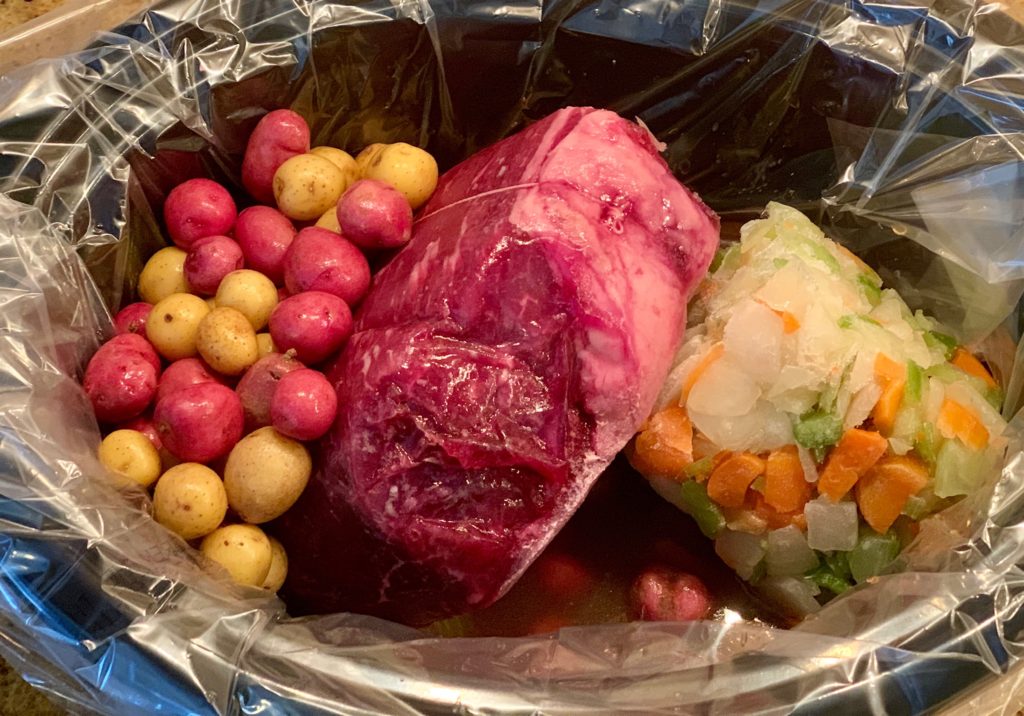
<box><xmin>283</xmin><ymin>227</ymin><xmax>370</xmax><ymax>306</ymax></box>
<box><xmin>114</xmin><ymin>303</ymin><xmax>153</xmax><ymax>339</ymax></box>
<box><xmin>154</xmin><ymin>382</ymin><xmax>243</xmax><ymax>463</ymax></box>
<box><xmin>336</xmin><ymin>179</ymin><xmax>413</xmax><ymax>250</ymax></box>
<box><xmin>242</xmin><ymin>110</ymin><xmax>311</xmax><ymax>204</ymax></box>
<box><xmin>117</xmin><ymin>414</ymin><xmax>162</xmax><ymax>452</ymax></box>
<box><xmin>102</xmin><ymin>333</ymin><xmax>161</xmax><ymax>373</ymax></box>
<box><xmin>156</xmin><ymin>357</ymin><xmax>225</xmax><ymax>404</ymax></box>
<box><xmin>163</xmin><ymin>178</ymin><xmax>237</xmax><ymax>250</ymax></box>
<box><xmin>235</xmin><ymin>206</ymin><xmax>296</xmax><ymax>285</ymax></box>
<box><xmin>270</xmin><ymin>368</ymin><xmax>338</xmax><ymax>441</ymax></box>
<box><xmin>84</xmin><ymin>346</ymin><xmax>159</xmax><ymax>424</ymax></box>
<box><xmin>236</xmin><ymin>352</ymin><xmax>303</xmax><ymax>432</ymax></box>
<box><xmin>629</xmin><ymin>566</ymin><xmax>712</xmax><ymax>622</ymax></box>
<box><xmin>184</xmin><ymin>235</ymin><xmax>244</xmax><ymax>295</ymax></box>
<box><xmin>268</xmin><ymin>291</ymin><xmax>353</xmax><ymax>365</ymax></box>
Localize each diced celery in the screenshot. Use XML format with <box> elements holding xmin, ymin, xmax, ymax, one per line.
<box><xmin>838</xmin><ymin>314</ymin><xmax>881</xmax><ymax>329</ymax></box>
<box><xmin>857</xmin><ymin>274</ymin><xmax>882</xmax><ymax>306</ymax></box>
<box><xmin>684</xmin><ymin>455</ymin><xmax>715</xmax><ymax>479</ymax></box>
<box><xmin>793</xmin><ymin>410</ymin><xmax>843</xmax><ymax>449</ymax></box>
<box><xmin>905</xmin><ymin>360</ymin><xmax>923</xmax><ymax>403</ymax></box>
<box><xmin>924</xmin><ymin>331</ymin><xmax>957</xmax><ymax>360</ymax></box>
<box><xmin>848</xmin><ymin>529</ymin><xmax>901</xmax><ymax>583</ymax></box>
<box><xmin>773</xmin><ymin>257</ymin><xmax>789</xmax><ymax>269</ymax></box>
<box><xmin>825</xmin><ymin>550</ymin><xmax>852</xmax><ymax>581</ymax></box>
<box><xmin>985</xmin><ymin>386</ymin><xmax>1005</xmax><ymax>411</ymax></box>
<box><xmin>427</xmin><ymin>615</ymin><xmax>475</xmax><ymax>637</ymax></box>
<box><xmin>679</xmin><ymin>481</ymin><xmax>726</xmax><ymax>538</ymax></box>
<box><xmin>807</xmin><ymin>241</ymin><xmax>841</xmax><ymax>273</ymax></box>
<box><xmin>914</xmin><ymin>422</ymin><xmax>941</xmax><ymax>466</ymax></box>
<box><xmin>934</xmin><ymin>438</ymin><xmax>998</xmax><ymax>498</ymax></box>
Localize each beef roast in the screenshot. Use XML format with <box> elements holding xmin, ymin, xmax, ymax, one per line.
<box><xmin>276</xmin><ymin>107</ymin><xmax>719</xmax><ymax>624</ymax></box>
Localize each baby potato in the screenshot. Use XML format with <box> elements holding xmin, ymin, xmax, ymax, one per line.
<box><xmin>262</xmin><ymin>536</ymin><xmax>288</xmax><ymax>592</ymax></box>
<box><xmin>196</xmin><ymin>307</ymin><xmax>259</xmax><ymax>376</ymax></box>
<box><xmin>215</xmin><ymin>269</ymin><xmax>278</xmax><ymax>331</ymax></box>
<box><xmin>309</xmin><ymin>146</ymin><xmax>360</xmax><ymax>190</ymax></box>
<box><xmin>314</xmin><ymin>206</ymin><xmax>342</xmax><ymax>233</ymax></box>
<box><xmin>146</xmin><ymin>293</ymin><xmax>211</xmax><ymax>361</ymax></box>
<box><xmin>255</xmin><ymin>332</ymin><xmax>276</xmax><ymax>358</ymax></box>
<box><xmin>272</xmin><ymin>153</ymin><xmax>346</xmax><ymax>221</ymax></box>
<box><xmin>138</xmin><ymin>247</ymin><xmax>189</xmax><ymax>304</ymax></box>
<box><xmin>355</xmin><ymin>143</ymin><xmax>387</xmax><ymax>176</ymax></box>
<box><xmin>363</xmin><ymin>142</ymin><xmax>438</xmax><ymax>209</ymax></box>
<box><xmin>223</xmin><ymin>426</ymin><xmax>311</xmax><ymax>524</ymax></box>
<box><xmin>153</xmin><ymin>462</ymin><xmax>227</xmax><ymax>540</ymax></box>
<box><xmin>200</xmin><ymin>524</ymin><xmax>273</xmax><ymax>587</ymax></box>
<box><xmin>98</xmin><ymin>429</ymin><xmax>162</xmax><ymax>488</ymax></box>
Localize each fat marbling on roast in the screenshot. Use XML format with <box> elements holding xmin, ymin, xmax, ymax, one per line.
<box><xmin>276</xmin><ymin>107</ymin><xmax>720</xmax><ymax>624</ymax></box>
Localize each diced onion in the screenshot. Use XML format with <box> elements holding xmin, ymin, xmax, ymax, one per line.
<box><xmin>687</xmin><ymin>356</ymin><xmax>761</xmax><ymax>417</ymax></box>
<box><xmin>805</xmin><ymin>497</ymin><xmax>858</xmax><ymax>551</ymax></box>
<box><xmin>765</xmin><ymin>525</ymin><xmax>819</xmax><ymax>577</ymax></box>
<box><xmin>759</xmin><ymin>576</ymin><xmax>822</xmax><ymax>617</ymax></box>
<box><xmin>797</xmin><ymin>445</ymin><xmax>819</xmax><ymax>483</ymax></box>
<box><xmin>715</xmin><ymin>530</ymin><xmax>765</xmax><ymax>581</ymax></box>
<box><xmin>723</xmin><ymin>299</ymin><xmax>783</xmax><ymax>386</ymax></box>
<box><xmin>844</xmin><ymin>382</ymin><xmax>882</xmax><ymax>430</ymax></box>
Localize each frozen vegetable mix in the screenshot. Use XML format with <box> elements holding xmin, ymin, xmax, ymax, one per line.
<box><xmin>629</xmin><ymin>203</ymin><xmax>1008</xmax><ymax>618</ymax></box>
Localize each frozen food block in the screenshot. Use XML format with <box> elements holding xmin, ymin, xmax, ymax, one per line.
<box><xmin>276</xmin><ymin>107</ymin><xmax>720</xmax><ymax>624</ymax></box>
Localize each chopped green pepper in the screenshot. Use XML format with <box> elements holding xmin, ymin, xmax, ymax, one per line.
<box><xmin>793</xmin><ymin>410</ymin><xmax>844</xmax><ymax>450</ymax></box>
<box><xmin>679</xmin><ymin>481</ymin><xmax>726</xmax><ymax>538</ymax></box>
<box><xmin>848</xmin><ymin>529</ymin><xmax>901</xmax><ymax>583</ymax></box>
<box><xmin>806</xmin><ymin>561</ymin><xmax>852</xmax><ymax>596</ymax></box>
<box><xmin>710</xmin><ymin>244</ymin><xmax>740</xmax><ymax>274</ymax></box>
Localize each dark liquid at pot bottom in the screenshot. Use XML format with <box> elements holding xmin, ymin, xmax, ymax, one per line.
<box><xmin>426</xmin><ymin>456</ymin><xmax>778</xmax><ymax>638</ymax></box>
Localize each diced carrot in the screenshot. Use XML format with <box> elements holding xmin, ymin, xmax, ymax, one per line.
<box><xmin>629</xmin><ymin>406</ymin><xmax>693</xmax><ymax>479</ymax></box>
<box><xmin>874</xmin><ymin>353</ymin><xmax>906</xmax><ymax>383</ymax></box>
<box><xmin>774</xmin><ymin>310</ymin><xmax>801</xmax><ymax>334</ymax></box>
<box><xmin>817</xmin><ymin>428</ymin><xmax>889</xmax><ymax>502</ymax></box>
<box><xmin>753</xmin><ymin>492</ymin><xmax>808</xmax><ymax>530</ymax></box>
<box><xmin>936</xmin><ymin>398</ymin><xmax>989</xmax><ymax>450</ymax></box>
<box><xmin>856</xmin><ymin>455</ymin><xmax>930</xmax><ymax>534</ymax></box>
<box><xmin>872</xmin><ymin>353</ymin><xmax>906</xmax><ymax>435</ymax></box>
<box><xmin>707</xmin><ymin>452</ymin><xmax>765</xmax><ymax>508</ymax></box>
<box><xmin>680</xmin><ymin>343</ymin><xmax>724</xmax><ymax>400</ymax></box>
<box><xmin>764</xmin><ymin>445</ymin><xmax>811</xmax><ymax>513</ymax></box>
<box><xmin>952</xmin><ymin>348</ymin><xmax>997</xmax><ymax>389</ymax></box>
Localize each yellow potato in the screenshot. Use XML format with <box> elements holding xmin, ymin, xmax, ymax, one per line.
<box><xmin>98</xmin><ymin>429</ymin><xmax>161</xmax><ymax>488</ymax></box>
<box><xmin>214</xmin><ymin>270</ymin><xmax>278</xmax><ymax>331</ymax></box>
<box><xmin>138</xmin><ymin>247</ymin><xmax>189</xmax><ymax>304</ymax></box>
<box><xmin>223</xmin><ymin>426</ymin><xmax>311</xmax><ymax>524</ymax></box>
<box><xmin>200</xmin><ymin>524</ymin><xmax>272</xmax><ymax>587</ymax></box>
<box><xmin>272</xmin><ymin>153</ymin><xmax>346</xmax><ymax>221</ymax></box>
<box><xmin>146</xmin><ymin>293</ymin><xmax>211</xmax><ymax>361</ymax></box>
<box><xmin>363</xmin><ymin>142</ymin><xmax>438</xmax><ymax>209</ymax></box>
<box><xmin>309</xmin><ymin>146</ymin><xmax>360</xmax><ymax>190</ymax></box>
<box><xmin>314</xmin><ymin>206</ymin><xmax>342</xmax><ymax>233</ymax></box>
<box><xmin>152</xmin><ymin>463</ymin><xmax>227</xmax><ymax>540</ymax></box>
<box><xmin>355</xmin><ymin>143</ymin><xmax>387</xmax><ymax>176</ymax></box>
<box><xmin>196</xmin><ymin>307</ymin><xmax>259</xmax><ymax>376</ymax></box>
<box><xmin>205</xmin><ymin>297</ymin><xmax>217</xmax><ymax>311</ymax></box>
<box><xmin>255</xmin><ymin>333</ymin><xmax>276</xmax><ymax>358</ymax></box>
<box><xmin>262</xmin><ymin>536</ymin><xmax>288</xmax><ymax>592</ymax></box>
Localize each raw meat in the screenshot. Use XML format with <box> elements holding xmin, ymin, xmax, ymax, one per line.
<box><xmin>276</xmin><ymin>107</ymin><xmax>719</xmax><ymax>624</ymax></box>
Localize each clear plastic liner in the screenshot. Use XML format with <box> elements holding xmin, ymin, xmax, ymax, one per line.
<box><xmin>0</xmin><ymin>0</ymin><xmax>1022</xmax><ymax>712</ymax></box>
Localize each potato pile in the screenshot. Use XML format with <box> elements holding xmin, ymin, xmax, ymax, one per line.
<box><xmin>88</xmin><ymin>109</ymin><xmax>438</xmax><ymax>591</ymax></box>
